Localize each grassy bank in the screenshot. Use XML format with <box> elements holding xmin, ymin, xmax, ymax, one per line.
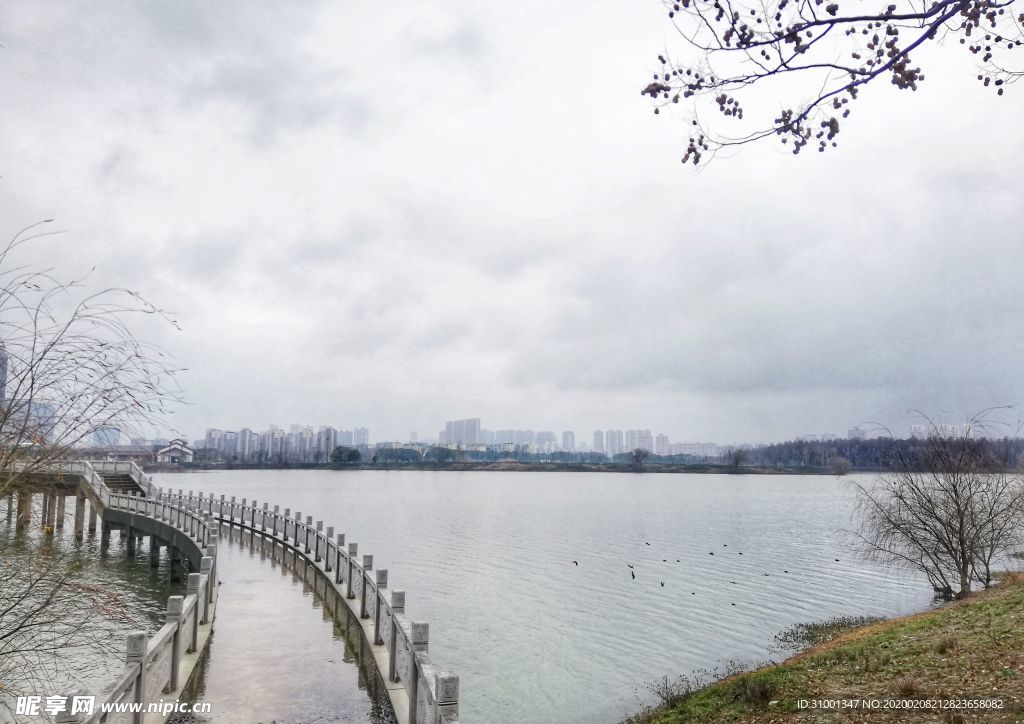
<box><xmin>628</xmin><ymin>574</ymin><xmax>1024</xmax><ymax>723</ymax></box>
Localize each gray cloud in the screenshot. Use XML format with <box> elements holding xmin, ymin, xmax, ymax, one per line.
<box><xmin>0</xmin><ymin>1</ymin><xmax>1021</xmax><ymax>443</ymax></box>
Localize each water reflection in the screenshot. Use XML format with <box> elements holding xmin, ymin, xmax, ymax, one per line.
<box><xmin>171</xmin><ymin>522</ymin><xmax>395</xmax><ymax>724</ymax></box>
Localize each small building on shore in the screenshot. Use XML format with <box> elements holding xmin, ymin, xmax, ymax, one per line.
<box><xmin>156</xmin><ymin>439</ymin><xmax>194</xmax><ymax>464</ymax></box>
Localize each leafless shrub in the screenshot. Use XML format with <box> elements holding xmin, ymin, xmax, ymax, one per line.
<box><xmin>852</xmin><ymin>411</ymin><xmax>1024</xmax><ymax>599</ymax></box>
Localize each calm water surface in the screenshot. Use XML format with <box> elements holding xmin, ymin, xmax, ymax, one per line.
<box><xmin>154</xmin><ymin>470</ymin><xmax>935</xmax><ymax>724</ymax></box>
<box><xmin>0</xmin><ymin>514</ymin><xmax>179</xmax><ymax>720</ymax></box>
<box><xmin>172</xmin><ymin>523</ymin><xmax>394</xmax><ymax>724</ymax></box>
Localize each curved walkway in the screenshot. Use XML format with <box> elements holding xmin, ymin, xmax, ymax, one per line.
<box><xmin>166</xmin><ymin>489</ymin><xmax>461</xmax><ymax>724</ymax></box>
<box><xmin>174</xmin><ymin>523</ymin><xmax>394</xmax><ymax>723</ymax></box>
<box><xmin>48</xmin><ymin>472</ymin><xmax>219</xmax><ymax>724</ymax></box>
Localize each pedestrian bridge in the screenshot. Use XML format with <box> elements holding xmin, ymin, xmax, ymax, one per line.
<box><xmin>7</xmin><ymin>462</ymin><xmax>461</xmax><ymax>724</ymax></box>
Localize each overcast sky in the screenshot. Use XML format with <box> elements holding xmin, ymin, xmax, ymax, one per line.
<box><xmin>2</xmin><ymin>1</ymin><xmax>1022</xmax><ymax>445</ymax></box>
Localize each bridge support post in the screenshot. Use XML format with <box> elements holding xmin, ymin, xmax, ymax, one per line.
<box><xmin>88</xmin><ymin>502</ymin><xmax>97</xmax><ymax>533</ymax></box>
<box><xmin>55</xmin><ymin>494</ymin><xmax>65</xmax><ymax>529</ymax></box>
<box><xmin>169</xmin><ymin>546</ymin><xmax>181</xmax><ymax>583</ymax></box>
<box><xmin>74</xmin><ymin>492</ymin><xmax>85</xmax><ymax>540</ymax></box>
<box><xmin>45</xmin><ymin>492</ymin><xmax>57</xmax><ymax>532</ymax></box>
<box><xmin>16</xmin><ymin>491</ymin><xmax>32</xmax><ymax>530</ymax></box>
<box><xmin>100</xmin><ymin>520</ymin><xmax>111</xmax><ymax>550</ymax></box>
<box><xmin>4</xmin><ymin>494</ymin><xmax>11</xmax><ymax>524</ymax></box>
<box><xmin>126</xmin><ymin>526</ymin><xmax>136</xmax><ymax>556</ymax></box>
<box><xmin>41</xmin><ymin>493</ymin><xmax>52</xmax><ymax>533</ymax></box>
<box><xmin>125</xmin><ymin>631</ymin><xmax>148</xmax><ymax>724</ymax></box>
<box><xmin>150</xmin><ymin>538</ymin><xmax>161</xmax><ymax>567</ymax></box>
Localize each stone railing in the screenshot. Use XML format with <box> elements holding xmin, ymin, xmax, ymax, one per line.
<box><xmin>55</xmin><ymin>490</ymin><xmax>219</xmax><ymax>724</ymax></box>
<box><xmin>8</xmin><ymin>460</ymin><xmax>114</xmax><ymax>504</ymax></box>
<box><xmin>167</xmin><ymin>489</ymin><xmax>461</xmax><ymax>724</ymax></box>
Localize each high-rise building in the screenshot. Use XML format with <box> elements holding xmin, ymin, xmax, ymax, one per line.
<box><xmin>592</xmin><ymin>430</ymin><xmax>605</xmax><ymax>453</ymax></box>
<box><xmin>443</xmin><ymin>418</ymin><xmax>481</xmax><ymax>446</ymax></box>
<box><xmin>562</xmin><ymin>431</ymin><xmax>575</xmax><ymax>451</ymax></box>
<box><xmin>606</xmin><ymin>430</ymin><xmax>624</xmax><ymax>456</ymax></box>
<box><xmin>204</xmin><ymin>428</ymin><xmax>224</xmax><ymax>453</ymax></box>
<box><xmin>238</xmin><ymin>428</ymin><xmax>256</xmax><ymax>462</ymax></box>
<box><xmin>654</xmin><ymin>433</ymin><xmax>670</xmax><ymax>455</ymax></box>
<box><xmin>222</xmin><ymin>430</ymin><xmax>238</xmax><ymax>461</ymax></box>
<box><xmin>536</xmin><ymin>431</ymin><xmax>557</xmax><ymax>452</ymax></box>
<box><xmin>354</xmin><ymin>427</ymin><xmax>370</xmax><ymax>447</ymax></box>
<box><xmin>316</xmin><ymin>426</ymin><xmax>338</xmax><ymax>463</ymax></box>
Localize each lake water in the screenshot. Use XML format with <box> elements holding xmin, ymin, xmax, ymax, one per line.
<box><xmin>0</xmin><ymin>517</ymin><xmax>179</xmax><ymax>720</ymax></box>
<box><xmin>152</xmin><ymin>470</ymin><xmax>936</xmax><ymax>724</ymax></box>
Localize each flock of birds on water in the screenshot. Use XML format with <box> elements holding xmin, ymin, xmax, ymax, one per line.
<box><xmin>570</xmin><ymin>540</ymin><xmax>845</xmax><ymax>605</ymax></box>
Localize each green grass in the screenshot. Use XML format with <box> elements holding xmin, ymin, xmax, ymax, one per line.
<box><xmin>625</xmin><ymin>574</ymin><xmax>1024</xmax><ymax>723</ymax></box>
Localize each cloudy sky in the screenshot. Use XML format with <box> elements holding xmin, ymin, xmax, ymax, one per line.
<box><xmin>1</xmin><ymin>1</ymin><xmax>1022</xmax><ymax>445</ymax></box>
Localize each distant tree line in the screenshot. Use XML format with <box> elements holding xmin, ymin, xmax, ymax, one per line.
<box><xmin>742</xmin><ymin>437</ymin><xmax>1024</xmax><ymax>472</ymax></box>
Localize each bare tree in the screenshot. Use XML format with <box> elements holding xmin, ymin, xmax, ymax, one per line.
<box><xmin>0</xmin><ymin>548</ymin><xmax>139</xmax><ymax>715</ymax></box>
<box><xmin>852</xmin><ymin>412</ymin><xmax>1024</xmax><ymax>598</ymax></box>
<box><xmin>0</xmin><ymin>221</ymin><xmax>183</xmax><ymax>498</ymax></box>
<box><xmin>631</xmin><ymin>447</ymin><xmax>651</xmax><ymax>471</ymax></box>
<box><xmin>642</xmin><ymin>0</ymin><xmax>1024</xmax><ymax>163</ymax></box>
<box><xmin>0</xmin><ymin>222</ymin><xmax>180</xmax><ymax>711</ymax></box>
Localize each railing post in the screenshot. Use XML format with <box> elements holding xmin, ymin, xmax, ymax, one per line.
<box><xmin>408</xmin><ymin>622</ymin><xmax>429</xmax><ymax>724</ymax></box>
<box><xmin>200</xmin><ymin>556</ymin><xmax>214</xmax><ymax>612</ymax></box>
<box><xmin>315</xmin><ymin>521</ymin><xmax>323</xmax><ymax>561</ymax></box>
<box><xmin>335</xmin><ymin>534</ymin><xmax>345</xmax><ymax>584</ymax></box>
<box><xmin>324</xmin><ymin>527</ymin><xmax>334</xmax><ymax>571</ymax></box>
<box><xmin>374</xmin><ymin>569</ymin><xmax>387</xmax><ymax>644</ymax></box>
<box><xmin>126</xmin><ymin>631</ymin><xmax>148</xmax><ymax>724</ymax></box>
<box><xmin>186</xmin><ymin>573</ymin><xmax>201</xmax><ymax>651</ymax></box>
<box><xmin>436</xmin><ymin>673</ymin><xmax>460</xmax><ymax>720</ymax></box>
<box><xmin>388</xmin><ymin>591</ymin><xmax>405</xmax><ymax>681</ymax></box>
<box><xmin>360</xmin><ymin>555</ymin><xmax>373</xmax><ymax>618</ymax></box>
<box><xmin>347</xmin><ymin>543</ymin><xmax>357</xmax><ymax>598</ymax></box>
<box><xmin>167</xmin><ymin>595</ymin><xmax>183</xmax><ymax>690</ymax></box>
<box><xmin>305</xmin><ymin>515</ymin><xmax>313</xmax><ymax>553</ymax></box>
<box><xmin>262</xmin><ymin>502</ymin><xmax>269</xmax><ymax>531</ymax></box>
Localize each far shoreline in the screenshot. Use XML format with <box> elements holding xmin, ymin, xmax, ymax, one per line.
<box><xmin>145</xmin><ymin>461</ymin><xmax>875</xmax><ymax>475</ymax></box>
